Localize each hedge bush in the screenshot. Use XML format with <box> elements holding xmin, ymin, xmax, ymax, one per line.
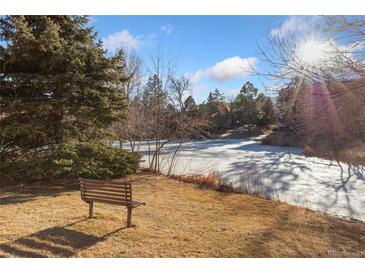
<box><xmin>52</xmin><ymin>142</ymin><xmax>140</xmax><ymax>179</ymax></box>
<box><xmin>0</xmin><ymin>142</ymin><xmax>141</xmax><ymax>183</ymax></box>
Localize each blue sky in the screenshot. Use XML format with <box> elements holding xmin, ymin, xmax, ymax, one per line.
<box><xmin>92</xmin><ymin>16</ymin><xmax>291</xmax><ymax>103</ymax></box>
<box><xmin>0</xmin><ymin>15</ymin><xmax>359</xmax><ymax>103</ymax></box>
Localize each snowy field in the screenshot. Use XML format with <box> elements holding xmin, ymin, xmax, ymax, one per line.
<box><xmin>125</xmin><ymin>139</ymin><xmax>365</xmax><ymax>221</ymax></box>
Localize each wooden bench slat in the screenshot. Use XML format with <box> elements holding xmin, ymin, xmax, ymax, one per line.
<box><xmin>82</xmin><ymin>191</ymin><xmax>130</xmax><ymax>199</ymax></box>
<box><xmin>79</xmin><ymin>178</ymin><xmax>123</xmax><ymax>183</ymax></box>
<box><xmin>82</xmin><ymin>186</ymin><xmax>129</xmax><ymax>192</ymax></box>
<box><xmin>83</xmin><ymin>197</ymin><xmax>129</xmax><ymax>206</ymax></box>
<box><xmin>80</xmin><ymin>178</ymin><xmax>126</xmax><ymax>182</ymax></box>
<box><xmin>82</xmin><ymin>185</ymin><xmax>130</xmax><ymax>193</ymax></box>
<box><xmin>80</xmin><ymin>178</ymin><xmax>129</xmax><ymax>186</ymax></box>
<box><xmin>82</xmin><ymin>182</ymin><xmax>130</xmax><ymax>189</ymax></box>
<box><xmin>81</xmin><ymin>193</ymin><xmax>132</xmax><ymax>202</ymax></box>
<box><xmin>83</xmin><ymin>194</ymin><xmax>130</xmax><ymax>203</ymax></box>
<box><xmin>82</xmin><ymin>180</ymin><xmax>129</xmax><ymax>185</ymax></box>
<box><xmin>81</xmin><ymin>189</ymin><xmax>130</xmax><ymax>198</ymax></box>
<box><xmin>82</xmin><ymin>193</ymin><xmax>131</xmax><ymax>202</ymax></box>
<box><xmin>81</xmin><ymin>186</ymin><xmax>131</xmax><ymax>193</ymax></box>
<box><xmin>81</xmin><ymin>185</ymin><xmax>131</xmax><ymax>193</ymax></box>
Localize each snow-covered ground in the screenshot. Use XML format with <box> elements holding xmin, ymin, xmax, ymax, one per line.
<box><xmin>130</xmin><ymin>139</ymin><xmax>365</xmax><ymax>221</ymax></box>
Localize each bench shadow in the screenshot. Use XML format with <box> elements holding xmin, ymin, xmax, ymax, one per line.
<box><xmin>0</xmin><ymin>219</ymin><xmax>128</xmax><ymax>258</ymax></box>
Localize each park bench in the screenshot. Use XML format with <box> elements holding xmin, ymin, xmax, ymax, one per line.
<box><xmin>79</xmin><ymin>178</ymin><xmax>145</xmax><ymax>227</ymax></box>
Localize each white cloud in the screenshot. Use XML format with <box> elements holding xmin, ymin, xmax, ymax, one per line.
<box><xmin>160</xmin><ymin>24</ymin><xmax>175</xmax><ymax>35</ymax></box>
<box><xmin>192</xmin><ymin>56</ymin><xmax>256</xmax><ymax>83</ymax></box>
<box><xmin>271</xmin><ymin>17</ymin><xmax>304</xmax><ymax>37</ymax></box>
<box><xmin>102</xmin><ymin>30</ymin><xmax>142</xmax><ymax>52</ymax></box>
<box><xmin>270</xmin><ymin>16</ymin><xmax>318</xmax><ymax>37</ymax></box>
<box><xmin>191</xmin><ymin>70</ymin><xmax>204</xmax><ymax>84</ymax></box>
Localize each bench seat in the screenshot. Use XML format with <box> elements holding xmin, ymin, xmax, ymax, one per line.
<box><xmin>79</xmin><ymin>178</ymin><xmax>145</xmax><ymax>227</ymax></box>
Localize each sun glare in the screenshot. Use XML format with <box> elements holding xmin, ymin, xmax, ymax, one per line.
<box><xmin>297</xmin><ymin>38</ymin><xmax>331</xmax><ymax>67</ymax></box>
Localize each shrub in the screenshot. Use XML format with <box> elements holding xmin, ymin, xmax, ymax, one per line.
<box><xmin>0</xmin><ymin>155</ymin><xmax>50</xmax><ymax>183</ymax></box>
<box><xmin>0</xmin><ymin>142</ymin><xmax>141</xmax><ymax>183</ymax></box>
<box><xmin>51</xmin><ymin>142</ymin><xmax>141</xmax><ymax>179</ymax></box>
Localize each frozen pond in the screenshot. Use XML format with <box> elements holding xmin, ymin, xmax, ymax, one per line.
<box><xmin>126</xmin><ymin>139</ymin><xmax>365</xmax><ymax>221</ymax></box>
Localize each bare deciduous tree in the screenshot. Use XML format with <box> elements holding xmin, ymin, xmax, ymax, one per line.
<box><xmin>112</xmin><ymin>45</ymin><xmax>209</xmax><ymax>173</ymax></box>
<box><xmin>168</xmin><ymin>75</ymin><xmax>192</xmax><ymax>111</ymax></box>
<box><xmin>322</xmin><ymin>16</ymin><xmax>365</xmax><ymax>78</ymax></box>
<box><xmin>124</xmin><ymin>50</ymin><xmax>143</xmax><ymax>102</ymax></box>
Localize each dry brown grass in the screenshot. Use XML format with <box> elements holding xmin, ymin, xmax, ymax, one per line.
<box><xmin>169</xmin><ymin>170</ymin><xmax>269</xmax><ymax>199</ymax></box>
<box><xmin>169</xmin><ymin>171</ymin><xmax>222</xmax><ymax>189</ymax></box>
<box><xmin>1</xmin><ymin>172</ymin><xmax>365</xmax><ymax>258</ymax></box>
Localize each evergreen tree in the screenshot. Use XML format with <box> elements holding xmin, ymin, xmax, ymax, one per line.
<box><xmin>206</xmin><ymin>89</ymin><xmax>225</xmax><ymax>115</ymax></box>
<box><xmin>142</xmin><ymin>74</ymin><xmax>167</xmax><ymax>140</ymax></box>
<box><xmin>206</xmin><ymin>92</ymin><xmax>216</xmax><ymax>115</ymax></box>
<box><xmin>239</xmin><ymin>81</ymin><xmax>258</xmax><ymax>98</ymax></box>
<box><xmin>184</xmin><ymin>95</ymin><xmax>196</xmax><ymax>112</ymax></box>
<box><xmin>257</xmin><ymin>97</ymin><xmax>276</xmax><ymax>127</ymax></box>
<box><xmin>275</xmin><ymin>78</ymin><xmax>303</xmax><ymax>131</ymax></box>
<box><xmin>204</xmin><ymin>89</ymin><xmax>226</xmax><ymax>129</ymax></box>
<box><xmin>233</xmin><ymin>82</ymin><xmax>259</xmax><ymax>131</ymax></box>
<box><xmin>232</xmin><ymin>82</ymin><xmax>276</xmax><ymax>130</ymax></box>
<box><xmin>142</xmin><ymin>74</ymin><xmax>165</xmax><ymax>109</ymax></box>
<box><xmin>212</xmin><ymin>88</ymin><xmax>225</xmax><ymax>102</ymax></box>
<box><xmin>0</xmin><ymin>16</ymin><xmax>139</xmax><ymax>181</ymax></box>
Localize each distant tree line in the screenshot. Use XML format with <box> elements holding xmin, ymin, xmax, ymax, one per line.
<box><xmin>198</xmin><ymin>82</ymin><xmax>276</xmax><ymax>133</ymax></box>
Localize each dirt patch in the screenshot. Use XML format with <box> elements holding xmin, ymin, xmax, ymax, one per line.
<box><xmin>1</xmin><ymin>173</ymin><xmax>365</xmax><ymax>257</ymax></box>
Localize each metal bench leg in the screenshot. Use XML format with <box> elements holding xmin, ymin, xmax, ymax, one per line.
<box><xmin>127</xmin><ymin>207</ymin><xmax>132</xmax><ymax>227</ymax></box>
<box><xmin>89</xmin><ymin>202</ymin><xmax>93</xmax><ymax>219</ymax></box>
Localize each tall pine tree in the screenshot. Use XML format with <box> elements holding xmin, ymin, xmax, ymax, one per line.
<box><xmin>0</xmin><ymin>16</ymin><xmax>139</xmax><ymax>181</ymax></box>
<box><xmin>233</xmin><ymin>81</ymin><xmax>259</xmax><ymax>132</ymax></box>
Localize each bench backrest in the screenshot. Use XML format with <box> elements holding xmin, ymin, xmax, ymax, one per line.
<box><xmin>79</xmin><ymin>178</ymin><xmax>132</xmax><ymax>206</ymax></box>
